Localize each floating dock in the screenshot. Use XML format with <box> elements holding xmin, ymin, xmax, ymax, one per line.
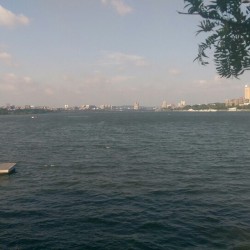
<box><xmin>0</xmin><ymin>163</ymin><xmax>16</xmax><ymax>174</ymax></box>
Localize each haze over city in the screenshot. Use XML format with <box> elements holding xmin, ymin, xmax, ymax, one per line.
<box><xmin>0</xmin><ymin>0</ymin><xmax>249</xmax><ymax>107</ymax></box>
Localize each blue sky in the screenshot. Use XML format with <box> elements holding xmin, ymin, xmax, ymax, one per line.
<box><xmin>0</xmin><ymin>0</ymin><xmax>248</xmax><ymax>107</ymax></box>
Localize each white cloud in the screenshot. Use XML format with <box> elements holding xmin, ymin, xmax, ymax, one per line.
<box><xmin>81</xmin><ymin>74</ymin><xmax>131</xmax><ymax>87</ymax></box>
<box><xmin>0</xmin><ymin>73</ymin><xmax>34</xmax><ymax>94</ymax></box>
<box><xmin>0</xmin><ymin>52</ymin><xmax>11</xmax><ymax>64</ymax></box>
<box><xmin>101</xmin><ymin>51</ymin><xmax>149</xmax><ymax>67</ymax></box>
<box><xmin>193</xmin><ymin>75</ymin><xmax>243</xmax><ymax>91</ymax></box>
<box><xmin>168</xmin><ymin>68</ymin><xmax>181</xmax><ymax>76</ymax></box>
<box><xmin>109</xmin><ymin>75</ymin><xmax>132</xmax><ymax>84</ymax></box>
<box><xmin>196</xmin><ymin>79</ymin><xmax>208</xmax><ymax>86</ymax></box>
<box><xmin>101</xmin><ymin>0</ymin><xmax>133</xmax><ymax>16</ymax></box>
<box><xmin>0</xmin><ymin>5</ymin><xmax>30</xmax><ymax>27</ymax></box>
<box><xmin>213</xmin><ymin>75</ymin><xmax>226</xmax><ymax>84</ymax></box>
<box><xmin>84</xmin><ymin>74</ymin><xmax>107</xmax><ymax>86</ymax></box>
<box><xmin>44</xmin><ymin>87</ymin><xmax>54</xmax><ymax>96</ymax></box>
<box><xmin>0</xmin><ymin>73</ymin><xmax>60</xmax><ymax>105</ymax></box>
<box><xmin>0</xmin><ymin>51</ymin><xmax>12</xmax><ymax>65</ymax></box>
<box><xmin>2</xmin><ymin>73</ymin><xmax>17</xmax><ymax>82</ymax></box>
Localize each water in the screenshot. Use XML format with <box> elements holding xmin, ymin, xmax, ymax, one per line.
<box><xmin>1</xmin><ymin>111</ymin><xmax>250</xmax><ymax>249</ymax></box>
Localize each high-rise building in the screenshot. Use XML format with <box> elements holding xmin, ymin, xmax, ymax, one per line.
<box><xmin>161</xmin><ymin>100</ymin><xmax>168</xmax><ymax>109</ymax></box>
<box><xmin>134</xmin><ymin>102</ymin><xmax>140</xmax><ymax>110</ymax></box>
<box><xmin>245</xmin><ymin>85</ymin><xmax>250</xmax><ymax>100</ymax></box>
<box><xmin>178</xmin><ymin>100</ymin><xmax>186</xmax><ymax>108</ymax></box>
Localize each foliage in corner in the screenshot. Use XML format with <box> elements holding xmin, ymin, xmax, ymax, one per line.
<box><xmin>181</xmin><ymin>0</ymin><xmax>250</xmax><ymax>78</ymax></box>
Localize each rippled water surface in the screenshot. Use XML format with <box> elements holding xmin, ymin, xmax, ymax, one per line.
<box><xmin>1</xmin><ymin>111</ymin><xmax>250</xmax><ymax>249</ymax></box>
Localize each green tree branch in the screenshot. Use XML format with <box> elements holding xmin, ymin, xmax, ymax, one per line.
<box><xmin>181</xmin><ymin>0</ymin><xmax>250</xmax><ymax>78</ymax></box>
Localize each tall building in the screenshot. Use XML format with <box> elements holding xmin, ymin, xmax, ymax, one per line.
<box><xmin>134</xmin><ymin>102</ymin><xmax>140</xmax><ymax>110</ymax></box>
<box><xmin>178</xmin><ymin>100</ymin><xmax>186</xmax><ymax>108</ymax></box>
<box><xmin>245</xmin><ymin>85</ymin><xmax>250</xmax><ymax>100</ymax></box>
<box><xmin>161</xmin><ymin>100</ymin><xmax>168</xmax><ymax>109</ymax></box>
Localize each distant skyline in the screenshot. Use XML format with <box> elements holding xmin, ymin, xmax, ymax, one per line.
<box><xmin>0</xmin><ymin>0</ymin><xmax>249</xmax><ymax>107</ymax></box>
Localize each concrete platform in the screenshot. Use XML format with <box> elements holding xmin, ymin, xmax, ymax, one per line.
<box><xmin>0</xmin><ymin>163</ymin><xmax>16</xmax><ymax>174</ymax></box>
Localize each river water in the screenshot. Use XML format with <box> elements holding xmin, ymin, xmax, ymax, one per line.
<box><xmin>1</xmin><ymin>111</ymin><xmax>250</xmax><ymax>249</ymax></box>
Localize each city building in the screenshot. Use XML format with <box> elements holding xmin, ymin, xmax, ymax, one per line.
<box><xmin>225</xmin><ymin>85</ymin><xmax>250</xmax><ymax>107</ymax></box>
<box><xmin>245</xmin><ymin>85</ymin><xmax>250</xmax><ymax>102</ymax></box>
<box><xmin>161</xmin><ymin>100</ymin><xmax>168</xmax><ymax>109</ymax></box>
<box><xmin>100</xmin><ymin>104</ymin><xmax>112</xmax><ymax>110</ymax></box>
<box><xmin>134</xmin><ymin>102</ymin><xmax>140</xmax><ymax>110</ymax></box>
<box><xmin>225</xmin><ymin>97</ymin><xmax>245</xmax><ymax>107</ymax></box>
<box><xmin>178</xmin><ymin>100</ymin><xmax>186</xmax><ymax>108</ymax></box>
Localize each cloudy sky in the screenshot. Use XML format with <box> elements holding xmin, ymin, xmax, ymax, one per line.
<box><xmin>0</xmin><ymin>0</ymin><xmax>249</xmax><ymax>107</ymax></box>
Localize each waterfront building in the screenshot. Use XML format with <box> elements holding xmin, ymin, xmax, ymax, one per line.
<box><xmin>245</xmin><ymin>85</ymin><xmax>250</xmax><ymax>103</ymax></box>
<box><xmin>161</xmin><ymin>100</ymin><xmax>168</xmax><ymax>109</ymax></box>
<box><xmin>225</xmin><ymin>97</ymin><xmax>244</xmax><ymax>107</ymax></box>
<box><xmin>225</xmin><ymin>85</ymin><xmax>250</xmax><ymax>107</ymax></box>
<box><xmin>134</xmin><ymin>102</ymin><xmax>140</xmax><ymax>110</ymax></box>
<box><xmin>178</xmin><ymin>100</ymin><xmax>186</xmax><ymax>108</ymax></box>
<box><xmin>100</xmin><ymin>104</ymin><xmax>112</xmax><ymax>110</ymax></box>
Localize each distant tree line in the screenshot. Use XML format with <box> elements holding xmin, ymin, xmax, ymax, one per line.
<box><xmin>0</xmin><ymin>108</ymin><xmax>9</xmax><ymax>115</ymax></box>
<box><xmin>181</xmin><ymin>103</ymin><xmax>250</xmax><ymax>110</ymax></box>
<box><xmin>182</xmin><ymin>103</ymin><xmax>227</xmax><ymax>110</ymax></box>
<box><xmin>0</xmin><ymin>108</ymin><xmax>54</xmax><ymax>115</ymax></box>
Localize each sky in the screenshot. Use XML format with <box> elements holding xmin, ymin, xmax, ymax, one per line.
<box><xmin>0</xmin><ymin>0</ymin><xmax>249</xmax><ymax>107</ymax></box>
